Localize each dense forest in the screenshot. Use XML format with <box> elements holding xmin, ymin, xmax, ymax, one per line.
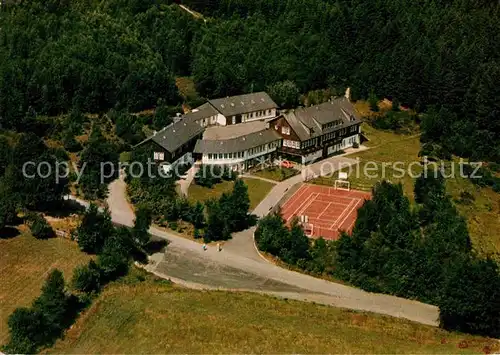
<box><xmin>0</xmin><ymin>0</ymin><xmax>498</xmax><ymax>161</ymax></box>
<box><xmin>0</xmin><ymin>0</ymin><xmax>499</xmax><ymax>344</ymax></box>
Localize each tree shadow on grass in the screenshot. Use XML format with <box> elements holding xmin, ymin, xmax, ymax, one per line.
<box><xmin>44</xmin><ymin>200</ymin><xmax>86</xmax><ymax>218</ymax></box>
<box><xmin>0</xmin><ymin>226</ymin><xmax>21</xmax><ymax>239</ymax></box>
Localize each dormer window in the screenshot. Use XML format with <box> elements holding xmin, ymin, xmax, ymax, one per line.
<box><xmin>154</xmin><ymin>152</ymin><xmax>165</xmax><ymax>161</ymax></box>
<box><xmin>281</xmin><ymin>126</ymin><xmax>290</xmax><ymax>135</ymax></box>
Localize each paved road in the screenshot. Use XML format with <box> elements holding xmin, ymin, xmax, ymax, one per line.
<box><xmin>177</xmin><ymin>164</ymin><xmax>200</xmax><ymax>197</ymax></box>
<box><xmin>101</xmin><ymin>155</ymin><xmax>439</xmax><ymax>326</ymax></box>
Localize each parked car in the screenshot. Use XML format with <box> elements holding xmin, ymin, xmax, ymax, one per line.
<box><xmin>281</xmin><ymin>160</ymin><xmax>294</xmax><ymax>169</ymax></box>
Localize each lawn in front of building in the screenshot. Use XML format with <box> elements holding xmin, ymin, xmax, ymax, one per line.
<box><xmin>188</xmin><ymin>177</ymin><xmax>275</xmax><ymax>211</ymax></box>
<box><xmin>312</xmin><ymin>123</ymin><xmax>422</xmax><ymax>198</ymax></box>
<box><xmin>252</xmin><ymin>167</ymin><xmax>299</xmax><ymax>182</ymax></box>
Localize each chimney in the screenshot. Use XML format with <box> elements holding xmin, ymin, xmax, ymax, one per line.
<box><xmin>345</xmin><ymin>87</ymin><xmax>351</xmax><ymax>101</ymax></box>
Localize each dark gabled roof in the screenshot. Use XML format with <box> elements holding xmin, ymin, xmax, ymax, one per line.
<box><xmin>208</xmin><ymin>92</ymin><xmax>278</xmax><ymax>117</ymax></box>
<box><xmin>282</xmin><ymin>97</ymin><xmax>361</xmax><ymax>141</ymax></box>
<box><xmin>182</xmin><ymin>102</ymin><xmax>218</xmax><ymax>122</ymax></box>
<box><xmin>284</xmin><ymin>111</ymin><xmax>313</xmax><ymax>141</ymax></box>
<box><xmin>135</xmin><ymin>118</ymin><xmax>204</xmax><ymax>154</ymax></box>
<box><xmin>194</xmin><ymin>129</ymin><xmax>281</xmax><ymax>154</ymax></box>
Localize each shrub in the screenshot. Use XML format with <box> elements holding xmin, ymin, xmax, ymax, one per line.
<box><xmin>391</xmin><ymin>98</ymin><xmax>400</xmax><ymax>112</ymax></box>
<box><xmin>5</xmin><ymin>270</ymin><xmax>71</xmax><ymax>353</ymax></box>
<box><xmin>194</xmin><ymin>165</ymin><xmax>237</xmax><ymax>187</ymax></box>
<box><xmin>72</xmin><ymin>260</ymin><xmax>101</xmax><ymax>294</ymax></box>
<box><xmin>222</xmin><ymin>165</ymin><xmax>237</xmax><ymax>181</ymax></box>
<box><xmin>169</xmin><ymin>221</ymin><xmax>178</xmax><ymax>230</ymax></box>
<box><xmin>62</xmin><ymin>130</ymin><xmax>82</xmax><ymax>152</ymax></box>
<box><xmin>193</xmin><ymin>228</ymin><xmax>202</xmax><ymax>239</ymax></box>
<box><xmin>97</xmin><ymin>239</ymin><xmax>130</xmax><ymax>282</ymax></box>
<box><xmin>368</xmin><ymin>89</ymin><xmax>379</xmax><ymax>112</ymax></box>
<box><xmin>30</xmin><ymin>214</ymin><xmax>54</xmax><ymax>239</ymax></box>
<box><xmin>4</xmin><ymin>308</ymin><xmax>44</xmax><ymax>354</ymax></box>
<box><xmin>132</xmin><ymin>206</ymin><xmax>152</xmax><ymax>248</ymax></box>
<box><xmin>32</xmin><ymin>270</ymin><xmax>68</xmax><ymax>342</ymax></box>
<box><xmin>76</xmin><ymin>204</ymin><xmax>114</xmax><ymax>254</ymax></box>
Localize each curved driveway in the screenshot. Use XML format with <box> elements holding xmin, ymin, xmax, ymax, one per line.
<box><xmin>104</xmin><ymin>156</ymin><xmax>439</xmax><ymax>327</ymax></box>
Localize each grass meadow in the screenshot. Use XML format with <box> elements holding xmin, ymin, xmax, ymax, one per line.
<box><xmin>48</xmin><ymin>269</ymin><xmax>499</xmax><ymax>354</ymax></box>
<box><xmin>0</xmin><ymin>231</ymin><xmax>92</xmax><ymax>345</ymax></box>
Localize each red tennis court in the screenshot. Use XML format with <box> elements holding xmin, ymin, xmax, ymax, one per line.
<box><xmin>280</xmin><ymin>184</ymin><xmax>371</xmax><ymax>240</ymax></box>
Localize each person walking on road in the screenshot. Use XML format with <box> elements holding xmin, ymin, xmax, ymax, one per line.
<box><xmin>217</xmin><ymin>243</ymin><xmax>221</xmax><ymax>252</ymax></box>
<box><xmin>202</xmin><ymin>243</ymin><xmax>207</xmax><ymax>251</ymax></box>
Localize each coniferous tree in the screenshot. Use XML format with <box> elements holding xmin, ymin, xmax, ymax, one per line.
<box><xmin>284</xmin><ymin>218</ymin><xmax>310</xmax><ymax>265</ymax></box>
<box><xmin>79</xmin><ymin>126</ymin><xmax>119</xmax><ymax>199</ymax></box>
<box><xmin>368</xmin><ymin>90</ymin><xmax>379</xmax><ymax>112</ymax></box>
<box><xmin>190</xmin><ymin>201</ymin><xmax>205</xmax><ymax>229</ymax></box>
<box><xmin>76</xmin><ymin>204</ymin><xmax>114</xmax><ymax>254</ymax></box>
<box><xmin>255</xmin><ymin>211</ymin><xmax>289</xmax><ymax>256</ymax></box>
<box><xmin>30</xmin><ymin>214</ymin><xmax>54</xmax><ymax>239</ymax></box>
<box><xmin>439</xmin><ymin>256</ymin><xmax>500</xmax><ymax>338</ymax></box>
<box><xmin>133</xmin><ymin>206</ymin><xmax>152</xmax><ymax>247</ymax></box>
<box><xmin>97</xmin><ymin>231</ymin><xmax>131</xmax><ymax>281</ymax></box>
<box><xmin>72</xmin><ymin>260</ymin><xmax>102</xmax><ymax>294</ymax></box>
<box><xmin>224</xmin><ymin>178</ymin><xmax>250</xmax><ymax>232</ymax></box>
<box><xmin>32</xmin><ymin>269</ymin><xmax>68</xmax><ymax>341</ymax></box>
<box><xmin>0</xmin><ymin>180</ymin><xmax>16</xmax><ymax>229</ymax></box>
<box><xmin>4</xmin><ymin>308</ymin><xmax>44</xmax><ymax>354</ymax></box>
<box><xmin>204</xmin><ymin>199</ymin><xmax>231</xmax><ymax>243</ymax></box>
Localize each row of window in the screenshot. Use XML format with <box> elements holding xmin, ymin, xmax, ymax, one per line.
<box><xmin>283</xmin><ymin>130</ymin><xmax>359</xmax><ymax>151</ymax></box>
<box><xmin>248</xmin><ymin>144</ymin><xmax>266</xmax><ymax>156</ymax></box>
<box><xmin>200</xmin><ymin>116</ymin><xmax>217</xmax><ymax>127</ymax></box>
<box><xmin>302</xmin><ymin>138</ymin><xmax>316</xmax><ymax>148</ymax></box>
<box><xmin>206</xmin><ymin>141</ymin><xmax>280</xmax><ymax>160</ymax></box>
<box><xmin>322</xmin><ymin>131</ymin><xmax>338</xmax><ymax>142</ymax></box>
<box><xmin>281</xmin><ymin>124</ymin><xmax>357</xmax><ymax>140</ymax></box>
<box><xmin>154</xmin><ymin>152</ymin><xmax>165</xmax><ymax>161</ymax></box>
<box><xmin>207</xmin><ymin>151</ymin><xmax>245</xmax><ymax>160</ymax></box>
<box><xmin>248</xmin><ymin>109</ymin><xmax>272</xmax><ymax>119</ymax></box>
<box><xmin>322</xmin><ymin>120</ymin><xmax>343</xmax><ymax>130</ymax></box>
<box><xmin>346</xmin><ymin>136</ymin><xmax>357</xmax><ymax>145</ymax></box>
<box><xmin>283</xmin><ymin>139</ymin><xmax>300</xmax><ymax>149</ymax></box>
